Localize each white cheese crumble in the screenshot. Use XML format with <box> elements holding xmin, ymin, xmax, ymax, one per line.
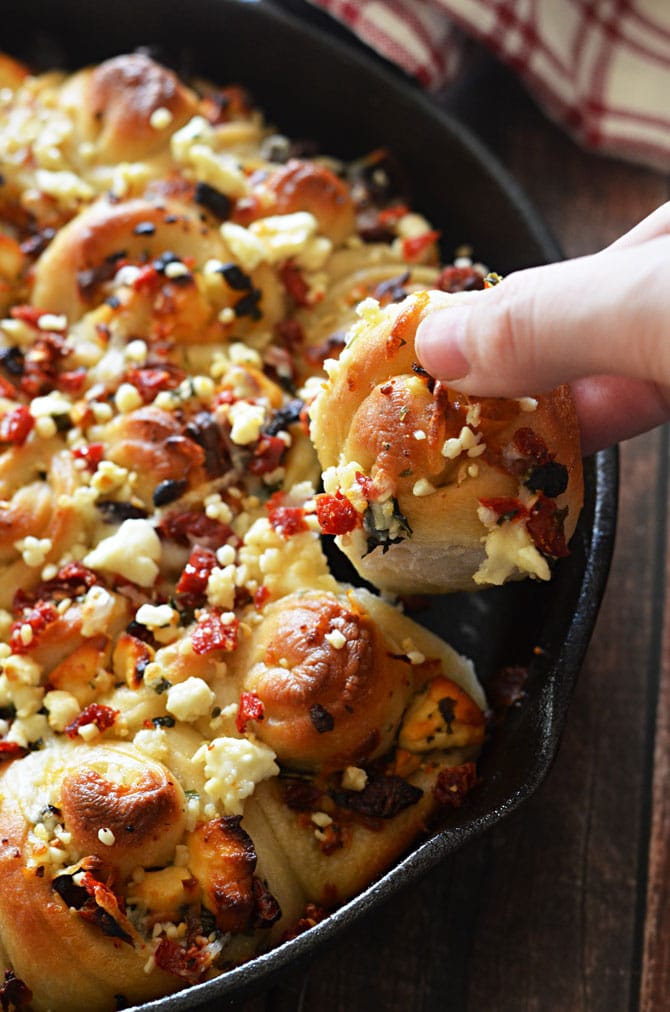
<box><xmin>324</xmin><ymin>629</ymin><xmax>347</xmax><ymax>650</ymax></box>
<box><xmin>83</xmin><ymin>519</ymin><xmax>162</xmax><ymax>587</ymax></box>
<box><xmin>342</xmin><ymin>766</ymin><xmax>368</xmax><ymax>791</ymax></box>
<box><xmin>165</xmin><ymin>677</ymin><xmax>215</xmax><ymax>723</ymax></box>
<box><xmin>98</xmin><ymin>828</ymin><xmax>116</xmax><ymax>846</ymax></box>
<box><xmin>135</xmin><ymin>603</ymin><xmax>177</xmax><ymax>629</ymax></box>
<box><xmin>193</xmin><ymin>736</ymin><xmax>279</xmax><ymax>815</ymax></box>
<box><xmin>228</xmin><ymin>400</ymin><xmax>266</xmax><ymax>445</ymax></box>
<box><xmin>14</xmin><ymin>536</ymin><xmax>52</xmax><ymax>568</ymax></box>
<box><xmin>474</xmin><ymin>506</ymin><xmax>551</xmax><ymax>586</ymax></box>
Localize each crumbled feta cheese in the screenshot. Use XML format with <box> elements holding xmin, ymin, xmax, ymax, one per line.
<box><xmin>413</xmin><ymin>478</ymin><xmax>436</xmax><ymax>497</ymax></box>
<box><xmin>220</xmin><ymin>222</ymin><xmax>266</xmax><ymax>272</ymax></box>
<box><xmin>193</xmin><ymin>736</ymin><xmax>279</xmax><ymax>815</ymax></box>
<box><xmin>14</xmin><ymin>536</ymin><xmax>52</xmax><ymax>568</ymax></box>
<box><xmin>83</xmin><ymin>519</ymin><xmax>161</xmax><ymax>587</ymax></box>
<box><xmin>114</xmin><ymin>382</ymin><xmax>143</xmax><ymax>414</ymax></box>
<box><xmin>43</xmin><ymin>690</ymin><xmax>80</xmax><ymax>732</ymax></box>
<box><xmin>135</xmin><ymin>603</ymin><xmax>177</xmax><ymax>629</ymax></box>
<box><xmin>166</xmin><ymin>677</ymin><xmax>215</xmax><ymax>723</ymax></box>
<box><xmin>149</xmin><ymin>106</ymin><xmax>173</xmax><ymax>130</ymax></box>
<box><xmin>325</xmin><ymin>629</ymin><xmax>347</xmax><ymax>650</ymax></box>
<box><xmin>228</xmin><ymin>400</ymin><xmax>266</xmax><ymax>445</ymax></box>
<box><xmin>98</xmin><ymin>827</ymin><xmax>116</xmax><ymax>846</ymax></box>
<box><xmin>342</xmin><ymin>766</ymin><xmax>368</xmax><ymax>791</ymax></box>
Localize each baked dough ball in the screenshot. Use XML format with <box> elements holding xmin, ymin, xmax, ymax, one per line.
<box><xmin>58</xmin><ymin>53</ymin><xmax>199</xmax><ymax>164</ymax></box>
<box><xmin>0</xmin><ymin>743</ymin><xmax>185</xmax><ymax>1011</ymax></box>
<box><xmin>238</xmin><ymin>588</ymin><xmax>415</xmax><ymax>771</ymax></box>
<box><xmin>310</xmin><ymin>289</ymin><xmax>583</xmax><ymax>594</ymax></box>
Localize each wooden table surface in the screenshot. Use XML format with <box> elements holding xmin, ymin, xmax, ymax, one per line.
<box><xmin>230</xmin><ymin>32</ymin><xmax>670</xmax><ymax>1012</ymax></box>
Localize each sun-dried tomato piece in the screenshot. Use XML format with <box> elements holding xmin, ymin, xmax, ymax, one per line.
<box><xmin>236</xmin><ymin>691</ymin><xmax>265</xmax><ymax>734</ymax></box>
<box><xmin>267</xmin><ymin>504</ymin><xmax>308</xmax><ymax>538</ymax></box>
<box><xmin>315</xmin><ymin>492</ymin><xmax>360</xmax><ymax>535</ymax></box>
<box><xmin>401</xmin><ymin>230</ymin><xmax>440</xmax><ymax>261</ymax></box>
<box><xmin>153</xmin><ymin>939</ymin><xmax>211</xmax><ymax>985</ymax></box>
<box><xmin>124</xmin><ymin>364</ymin><xmax>185</xmax><ymax>404</ymax></box>
<box><xmin>279</xmin><ymin>260</ymin><xmax>311</xmax><ymax>306</ymax></box>
<box><xmin>191</xmin><ymin>610</ymin><xmax>239</xmax><ymax>655</ymax></box>
<box><xmin>249</xmin><ymin>434</ymin><xmax>286</xmax><ymax>476</ymax></box>
<box><xmin>337</xmin><ymin>775</ymin><xmax>423</xmax><ymax>819</ymax></box>
<box><xmin>175</xmin><ymin>545</ymin><xmax>217</xmax><ymax>609</ymax></box>
<box><xmin>527</xmin><ymin>495</ymin><xmax>569</xmax><ymax>558</ymax></box>
<box><xmin>433</xmin><ymin>762</ymin><xmax>478</xmax><ymax>807</ymax></box>
<box><xmin>64</xmin><ymin>703</ymin><xmax>119</xmax><ymax>739</ymax></box>
<box><xmin>158</xmin><ymin>510</ymin><xmax>234</xmax><ymax>549</ymax></box>
<box><xmin>72</xmin><ymin>442</ymin><xmax>104</xmax><ymax>471</ymax></box>
<box><xmin>0</xmin><ymin>404</ymin><xmax>34</xmax><ymax>446</ymax></box>
<box><xmin>437</xmin><ymin>264</ymin><xmax>485</xmax><ymax>293</ymax></box>
<box><xmin>478</xmin><ymin>496</ymin><xmax>527</xmax><ymax>523</ymax></box>
<box><xmin>9</xmin><ymin>600</ymin><xmax>58</xmax><ymax>653</ymax></box>
<box><xmin>0</xmin><ymin>742</ymin><xmax>28</xmax><ymax>762</ymax></box>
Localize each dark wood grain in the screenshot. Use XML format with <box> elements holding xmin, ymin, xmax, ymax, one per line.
<box><xmin>232</xmin><ymin>45</ymin><xmax>670</xmax><ymax>1012</ymax></box>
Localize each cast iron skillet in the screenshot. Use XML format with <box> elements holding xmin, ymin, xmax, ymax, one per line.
<box><xmin>2</xmin><ymin>1</ymin><xmax>619</xmax><ymax>1008</ymax></box>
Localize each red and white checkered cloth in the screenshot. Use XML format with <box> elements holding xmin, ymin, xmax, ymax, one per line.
<box><xmin>308</xmin><ymin>0</ymin><xmax>670</xmax><ymax>170</ymax></box>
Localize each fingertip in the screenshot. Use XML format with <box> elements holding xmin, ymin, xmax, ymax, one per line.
<box><xmin>415</xmin><ymin>307</ymin><xmax>471</xmax><ymax>381</ymax></box>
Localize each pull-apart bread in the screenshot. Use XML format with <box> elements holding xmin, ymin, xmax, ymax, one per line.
<box><xmin>310</xmin><ymin>290</ymin><xmax>583</xmax><ymax>594</ymax></box>
<box><xmin>0</xmin><ymin>49</ymin><xmax>578</xmax><ymax>1010</ymax></box>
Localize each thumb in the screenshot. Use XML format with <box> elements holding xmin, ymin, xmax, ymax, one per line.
<box><xmin>415</xmin><ymin>236</ymin><xmax>670</xmax><ymax>397</ymax></box>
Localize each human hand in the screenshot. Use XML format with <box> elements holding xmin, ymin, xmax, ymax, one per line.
<box><xmin>415</xmin><ymin>202</ymin><xmax>670</xmax><ymax>455</ymax></box>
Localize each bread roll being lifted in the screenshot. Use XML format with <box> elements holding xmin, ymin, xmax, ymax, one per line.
<box><xmin>310</xmin><ymin>289</ymin><xmax>583</xmax><ymax>595</ymax></box>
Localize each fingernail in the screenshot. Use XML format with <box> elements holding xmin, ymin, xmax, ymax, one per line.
<box><xmin>415</xmin><ymin>307</ymin><xmax>470</xmax><ymax>381</ymax></box>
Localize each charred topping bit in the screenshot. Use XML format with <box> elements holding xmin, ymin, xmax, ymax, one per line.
<box><xmin>335</xmin><ymin>775</ymin><xmax>423</xmax><ymax>819</ymax></box>
<box><xmin>309</xmin><ymin>704</ymin><xmax>335</xmax><ymax>734</ymax></box>
<box><xmin>152</xmin><ymin>477</ymin><xmax>189</xmax><ymax>507</ymax></box>
<box><xmin>0</xmin><ymin>346</ymin><xmax>25</xmax><ymax>376</ymax></box>
<box><xmin>525</xmin><ymin>461</ymin><xmax>569</xmax><ymax>498</ymax></box>
<box><xmin>96</xmin><ymin>500</ymin><xmax>150</xmax><ymax>524</ymax></box>
<box><xmin>0</xmin><ymin>969</ymin><xmax>33</xmax><ymax>1011</ymax></box>
<box><xmin>411</xmin><ymin>360</ymin><xmax>436</xmax><ymax>393</ymax></box>
<box><xmin>20</xmin><ymin>227</ymin><xmax>56</xmax><ymax>258</ymax></box>
<box><xmin>77</xmin><ymin>250</ymin><xmax>126</xmax><ymax>298</ymax></box>
<box><xmin>184</xmin><ymin>411</ymin><xmax>231</xmax><ymax>477</ymax></box>
<box><xmin>52</xmin><ymin>861</ymin><xmax>134</xmax><ymax>944</ymax></box>
<box><xmin>252</xmin><ymin>876</ymin><xmax>282</xmax><ymax>928</ymax></box>
<box><xmin>262</xmin><ymin>398</ymin><xmax>304</xmax><ymax>437</ymax></box>
<box><xmin>233</xmin><ymin>287</ymin><xmax>263</xmax><ymax>320</ymax></box>
<box><xmin>216</xmin><ymin>262</ymin><xmax>252</xmax><ymax>291</ymax></box>
<box><xmin>194</xmin><ymin>180</ymin><xmax>232</xmax><ymax>220</ymax></box>
<box><xmin>437</xmin><ymin>696</ymin><xmax>457</xmax><ymax>734</ymax></box>
<box><xmin>152</xmin><ymin>250</ymin><xmax>181</xmax><ymax>272</ymax></box>
<box><xmin>281</xmin><ymin>776</ymin><xmax>324</xmax><ymax>811</ymax></box>
<box><xmin>373</xmin><ymin>271</ymin><xmax>410</xmax><ymax>305</ymax></box>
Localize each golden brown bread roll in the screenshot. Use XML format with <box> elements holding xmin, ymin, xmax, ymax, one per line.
<box><xmin>238</xmin><ymin>589</ymin><xmax>415</xmax><ymax>770</ymax></box>
<box><xmin>310</xmin><ymin>289</ymin><xmax>584</xmax><ymax>594</ymax></box>
<box><xmin>58</xmin><ymin>53</ymin><xmax>200</xmax><ymax>164</ymax></box>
